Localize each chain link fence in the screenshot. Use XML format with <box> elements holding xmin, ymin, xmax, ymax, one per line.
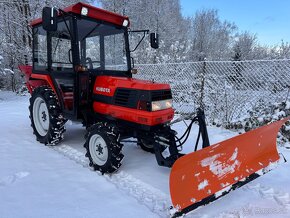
<box><xmin>134</xmin><ymin>59</ymin><xmax>290</xmax><ymax>125</ymax></box>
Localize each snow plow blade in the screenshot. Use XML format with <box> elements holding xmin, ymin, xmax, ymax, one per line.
<box><xmin>169</xmin><ymin>117</ymin><xmax>289</xmax><ymax>217</ymax></box>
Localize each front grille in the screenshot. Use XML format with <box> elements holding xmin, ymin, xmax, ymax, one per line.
<box><xmin>114</xmin><ymin>89</ymin><xmax>137</xmax><ymax>107</ymax></box>
<box><xmin>115</xmin><ymin>89</ymin><xmax>130</xmax><ymax>106</ymax></box>
<box><xmin>151</xmin><ymin>90</ymin><xmax>172</xmax><ymax>101</ymax></box>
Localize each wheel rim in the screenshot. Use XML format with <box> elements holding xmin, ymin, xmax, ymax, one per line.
<box><xmin>89</xmin><ymin>134</ymin><xmax>108</xmax><ymax>166</ymax></box>
<box><xmin>33</xmin><ymin>97</ymin><xmax>50</xmax><ymax>137</ymax></box>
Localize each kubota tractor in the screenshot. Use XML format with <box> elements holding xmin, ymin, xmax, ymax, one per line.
<box><xmin>19</xmin><ymin>2</ymin><xmax>288</xmax><ymax>216</ymax></box>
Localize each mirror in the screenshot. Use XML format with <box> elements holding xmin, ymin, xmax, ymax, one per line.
<box><xmin>42</xmin><ymin>7</ymin><xmax>58</xmax><ymax>32</ymax></box>
<box><xmin>150</xmin><ymin>33</ymin><xmax>159</xmax><ymax>49</ymax></box>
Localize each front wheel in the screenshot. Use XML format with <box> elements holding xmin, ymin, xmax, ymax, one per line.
<box><xmin>84</xmin><ymin>123</ymin><xmax>124</xmax><ymax>174</ymax></box>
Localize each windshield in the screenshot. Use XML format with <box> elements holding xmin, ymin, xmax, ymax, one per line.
<box><xmin>77</xmin><ymin>18</ymin><xmax>128</xmax><ymax>71</ymax></box>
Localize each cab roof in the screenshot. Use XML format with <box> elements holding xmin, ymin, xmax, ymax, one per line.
<box><xmin>30</xmin><ymin>2</ymin><xmax>130</xmax><ymax>27</ymax></box>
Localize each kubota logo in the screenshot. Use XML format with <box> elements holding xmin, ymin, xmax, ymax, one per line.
<box><xmin>96</xmin><ymin>87</ymin><xmax>111</xmax><ymax>93</ymax></box>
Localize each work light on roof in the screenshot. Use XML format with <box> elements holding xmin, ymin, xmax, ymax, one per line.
<box><xmin>81</xmin><ymin>7</ymin><xmax>88</xmax><ymax>16</ymax></box>
<box><xmin>122</xmin><ymin>19</ymin><xmax>129</xmax><ymax>27</ymax></box>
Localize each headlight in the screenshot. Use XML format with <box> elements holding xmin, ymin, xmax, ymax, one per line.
<box><xmin>152</xmin><ymin>99</ymin><xmax>172</xmax><ymax>111</ymax></box>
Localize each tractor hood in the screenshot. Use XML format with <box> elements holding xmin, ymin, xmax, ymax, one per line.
<box><xmin>93</xmin><ymin>76</ymin><xmax>171</xmax><ymax>97</ymax></box>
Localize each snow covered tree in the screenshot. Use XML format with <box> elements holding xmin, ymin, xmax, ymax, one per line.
<box><xmin>232</xmin><ymin>31</ymin><xmax>257</xmax><ymax>60</ymax></box>
<box><xmin>99</xmin><ymin>0</ymin><xmax>190</xmax><ymax>63</ymax></box>
<box><xmin>277</xmin><ymin>40</ymin><xmax>290</xmax><ymax>59</ymax></box>
<box><xmin>189</xmin><ymin>9</ymin><xmax>237</xmax><ymax>61</ymax></box>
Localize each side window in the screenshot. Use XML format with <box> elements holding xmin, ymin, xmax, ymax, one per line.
<box><xmin>51</xmin><ymin>20</ymin><xmax>72</xmax><ymax>71</ymax></box>
<box><xmin>33</xmin><ymin>26</ymin><xmax>47</xmax><ymax>71</ymax></box>
<box><xmin>104</xmin><ymin>34</ymin><xmax>127</xmax><ymax>71</ymax></box>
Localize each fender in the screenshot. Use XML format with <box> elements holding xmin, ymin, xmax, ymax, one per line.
<box><xmin>30</xmin><ymin>73</ymin><xmax>57</xmax><ymax>94</ymax></box>
<box><xmin>18</xmin><ymin>65</ymin><xmax>57</xmax><ymax>94</ymax></box>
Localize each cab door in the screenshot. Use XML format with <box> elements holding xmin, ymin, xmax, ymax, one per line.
<box><xmin>47</xmin><ymin>18</ymin><xmax>76</xmax><ymax>119</ymax></box>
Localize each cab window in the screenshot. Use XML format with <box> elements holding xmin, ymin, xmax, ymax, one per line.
<box><xmin>50</xmin><ymin>20</ymin><xmax>73</xmax><ymax>71</ymax></box>
<box><xmin>33</xmin><ymin>26</ymin><xmax>47</xmax><ymax>71</ymax></box>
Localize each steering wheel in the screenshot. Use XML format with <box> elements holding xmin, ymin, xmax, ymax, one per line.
<box><xmin>86</xmin><ymin>57</ymin><xmax>94</xmax><ymax>70</ymax></box>
<box><xmin>86</xmin><ymin>58</ymin><xmax>103</xmax><ymax>70</ymax></box>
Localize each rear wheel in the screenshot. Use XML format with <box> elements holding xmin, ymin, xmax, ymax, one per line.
<box><xmin>137</xmin><ymin>138</ymin><xmax>155</xmax><ymax>153</ymax></box>
<box><xmin>29</xmin><ymin>86</ymin><xmax>66</xmax><ymax>145</ymax></box>
<box><xmin>84</xmin><ymin>123</ymin><xmax>124</xmax><ymax>174</ymax></box>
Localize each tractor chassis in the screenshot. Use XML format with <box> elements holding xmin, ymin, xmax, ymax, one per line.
<box><xmin>93</xmin><ymin>108</ymin><xmax>211</xmax><ymax>168</ymax></box>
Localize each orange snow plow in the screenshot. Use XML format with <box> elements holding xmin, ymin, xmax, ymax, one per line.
<box><xmin>169</xmin><ymin>117</ymin><xmax>289</xmax><ymax>217</ymax></box>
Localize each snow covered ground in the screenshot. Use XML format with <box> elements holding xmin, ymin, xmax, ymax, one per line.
<box><xmin>1</xmin><ymin>91</ymin><xmax>290</xmax><ymax>218</ymax></box>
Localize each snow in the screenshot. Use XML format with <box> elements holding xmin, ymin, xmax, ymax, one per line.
<box><xmin>273</xmin><ymin>110</ymin><xmax>286</xmax><ymax>120</ymax></box>
<box><xmin>198</xmin><ymin>180</ymin><xmax>209</xmax><ymax>190</ymax></box>
<box><xmin>3</xmin><ymin>68</ymin><xmax>14</xmax><ymax>75</ymax></box>
<box><xmin>285</xmin><ymin>101</ymin><xmax>290</xmax><ymax>110</ymax></box>
<box><xmin>215</xmin><ymin>185</ymin><xmax>233</xmax><ymax>198</ymax></box>
<box><xmin>229</xmin><ymin>148</ymin><xmax>238</xmax><ymax>161</ymax></box>
<box><xmin>1</xmin><ymin>91</ymin><xmax>290</xmax><ymax>218</ymax></box>
<box><xmin>200</xmin><ymin>148</ymin><xmax>240</xmax><ymax>178</ymax></box>
<box><xmin>0</xmin><ymin>92</ymin><xmax>158</xmax><ymax>218</ymax></box>
<box><xmin>191</xmin><ymin>198</ymin><xmax>196</xmax><ymax>203</ymax></box>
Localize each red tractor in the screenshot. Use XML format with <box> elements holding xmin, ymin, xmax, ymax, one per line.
<box><xmin>19</xmin><ymin>2</ymin><xmax>287</xmax><ymax>216</ymax></box>
<box><xmin>20</xmin><ymin>3</ymin><xmax>180</xmax><ymax>172</ymax></box>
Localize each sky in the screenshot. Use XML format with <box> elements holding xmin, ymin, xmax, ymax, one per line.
<box><xmin>180</xmin><ymin>0</ymin><xmax>290</xmax><ymax>46</ymax></box>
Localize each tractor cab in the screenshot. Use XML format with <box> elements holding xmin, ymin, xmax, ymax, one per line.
<box><xmin>33</xmin><ymin>3</ymin><xmax>132</xmax><ymax>73</ymax></box>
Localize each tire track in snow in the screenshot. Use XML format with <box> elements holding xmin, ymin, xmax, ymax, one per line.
<box><xmin>51</xmin><ymin>144</ymin><xmax>171</xmax><ymax>217</ymax></box>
